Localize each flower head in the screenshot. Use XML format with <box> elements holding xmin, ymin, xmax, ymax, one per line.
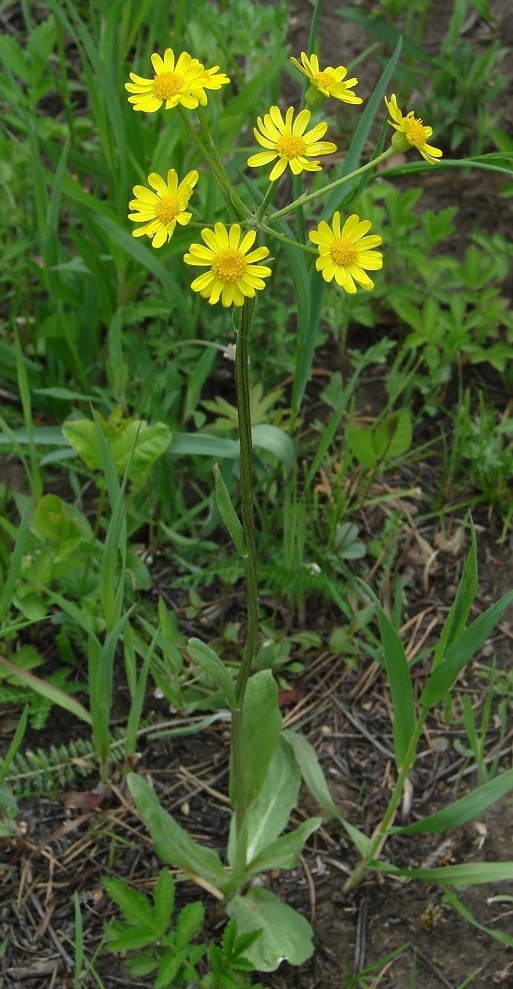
<box><xmin>385</xmin><ymin>94</ymin><xmax>442</xmax><ymax>164</ymax></box>
<box><xmin>247</xmin><ymin>106</ymin><xmax>337</xmax><ymax>181</ymax></box>
<box><xmin>128</xmin><ymin>169</ymin><xmax>199</xmax><ymax>248</ymax></box>
<box><xmin>125</xmin><ymin>49</ymin><xmax>229</xmax><ymax>113</ymax></box>
<box><xmin>184</xmin><ymin>223</ymin><xmax>272</xmax><ymax>307</ymax></box>
<box><xmin>290</xmin><ymin>52</ymin><xmax>362</xmax><ymax>108</ymax></box>
<box><xmin>309</xmin><ymin>212</ymin><xmax>383</xmax><ymax>293</ymax></box>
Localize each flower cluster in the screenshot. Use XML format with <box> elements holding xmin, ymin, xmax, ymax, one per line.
<box><xmin>125</xmin><ymin>46</ymin><xmax>444</xmax><ymax>304</ymax></box>
<box><xmin>125</xmin><ymin>48</ymin><xmax>229</xmax><ymax>113</ymax></box>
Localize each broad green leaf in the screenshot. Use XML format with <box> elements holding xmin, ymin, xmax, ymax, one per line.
<box><xmin>226</xmin><ymin>887</ymin><xmax>314</xmax><ymax>971</ymax></box>
<box><xmin>388</xmin><ymin>768</ymin><xmax>513</xmax><ymax>835</ymax></box>
<box><xmin>373</xmin><ymin>410</ymin><xmax>412</xmax><ymax>461</ymax></box>
<box><xmin>213</xmin><ymin>463</ymin><xmax>246</xmax><ymax>558</ymax></box>
<box><xmin>421</xmin><ymin>588</ymin><xmax>513</xmax><ymax>708</ymax></box>
<box><xmin>127</xmin><ymin>773</ymin><xmax>228</xmax><ymax>892</ymax></box>
<box><xmin>231</xmin><ymin>736</ymin><xmax>301</xmax><ymax>867</ymax></box>
<box><xmin>63</xmin><ymin>413</ymin><xmax>172</xmax><ymax>485</ymax></box>
<box><xmin>236</xmin><ymin>671</ymin><xmax>281</xmax><ymax>809</ymax></box>
<box><xmin>187</xmin><ymin>638</ymin><xmax>237</xmax><ymax>709</ymax></box>
<box><xmin>347</xmin><ymin>427</ymin><xmax>378</xmax><ymax>469</ymax></box>
<box><xmin>246</xmin><ymin>818</ymin><xmax>322</xmax><ymax>878</ymax></box>
<box><xmin>251</xmin><ymin>424</ymin><xmax>296</xmax><ymax>470</ymax></box>
<box><xmin>169</xmin><ymin>433</ymin><xmax>239</xmax><ymax>459</ymax></box>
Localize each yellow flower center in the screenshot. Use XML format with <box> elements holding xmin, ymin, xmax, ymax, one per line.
<box><xmin>317</xmin><ymin>70</ymin><xmax>335</xmax><ymax>90</ymax></box>
<box><xmin>156</xmin><ymin>195</ymin><xmax>181</xmax><ymax>224</ymax></box>
<box><xmin>330</xmin><ymin>238</ymin><xmax>358</xmax><ymax>267</ymax></box>
<box><xmin>405</xmin><ymin>114</ymin><xmax>427</xmax><ymax>148</ymax></box>
<box><xmin>211</xmin><ymin>249</ymin><xmax>247</xmax><ymax>283</ymax></box>
<box><xmin>153</xmin><ymin>72</ymin><xmax>184</xmax><ymax>100</ymax></box>
<box><xmin>276</xmin><ymin>134</ymin><xmax>307</xmax><ymax>159</ymax></box>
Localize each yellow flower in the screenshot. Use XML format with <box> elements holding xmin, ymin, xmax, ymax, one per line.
<box><xmin>290</xmin><ymin>52</ymin><xmax>362</xmax><ymax>108</ymax></box>
<box><xmin>184</xmin><ymin>223</ymin><xmax>272</xmax><ymax>307</ymax></box>
<box><xmin>125</xmin><ymin>49</ymin><xmax>228</xmax><ymax>113</ymax></box>
<box><xmin>193</xmin><ymin>65</ymin><xmax>231</xmax><ymax>106</ymax></box>
<box><xmin>128</xmin><ymin>169</ymin><xmax>199</xmax><ymax>249</ymax></box>
<box><xmin>309</xmin><ymin>212</ymin><xmax>383</xmax><ymax>294</ymax></box>
<box><xmin>247</xmin><ymin>106</ymin><xmax>337</xmax><ymax>181</ymax></box>
<box><xmin>385</xmin><ymin>94</ymin><xmax>442</xmax><ymax>164</ymax></box>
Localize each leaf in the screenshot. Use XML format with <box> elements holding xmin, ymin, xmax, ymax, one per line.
<box><xmin>376</xmin><ymin>603</ymin><xmax>415</xmax><ymax>770</ymax></box>
<box><xmin>102</xmin><ymin>876</ymin><xmax>155</xmax><ymax>929</ymax></box>
<box><xmin>443</xmin><ymin>889</ymin><xmax>513</xmax><ymax>948</ymax></box>
<box><xmin>0</xmin><ymin>655</ymin><xmax>92</xmax><ymax>725</ymax></box>
<box><xmin>153</xmin><ymin>871</ymin><xmax>176</xmax><ymax>934</ymax></box>
<box><xmin>251</xmin><ymin>424</ymin><xmax>296</xmax><ymax>470</ymax></box>
<box><xmin>246</xmin><ymin>818</ymin><xmax>322</xmax><ymax>877</ymax></box>
<box><xmin>175</xmin><ymin>901</ymin><xmax>205</xmax><ymax>948</ymax></box>
<box><xmin>420</xmin><ymin>588</ymin><xmax>513</xmax><ymax>708</ymax></box>
<box><xmin>284</xmin><ymin>729</ymin><xmax>371</xmax><ymax>855</ymax></box>
<box><xmin>373</xmin><ymin>859</ymin><xmax>513</xmax><ymax>887</ymax></box>
<box><xmin>389</xmin><ymin>768</ymin><xmax>513</xmax><ymax>835</ymax></box>
<box><xmin>226</xmin><ymin>887</ymin><xmax>314</xmax><ymax>971</ymax></box>
<box><xmin>432</xmin><ymin>520</ymin><xmax>478</xmax><ymax>670</ymax></box>
<box><xmin>63</xmin><ymin>414</ymin><xmax>172</xmax><ymax>485</ymax></box>
<box><xmin>233</xmin><ymin>736</ymin><xmax>301</xmax><ymax>866</ymax></box>
<box><xmin>235</xmin><ymin>671</ymin><xmax>282</xmax><ymax>810</ymax></box>
<box><xmin>127</xmin><ymin>773</ymin><xmax>229</xmax><ymax>892</ymax></box>
<box><xmin>187</xmin><ymin>638</ymin><xmax>237</xmax><ymax>709</ymax></box>
<box><xmin>213</xmin><ymin>463</ymin><xmax>246</xmax><ymax>558</ymax></box>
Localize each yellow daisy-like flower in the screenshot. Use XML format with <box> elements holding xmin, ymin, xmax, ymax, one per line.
<box><xmin>247</xmin><ymin>106</ymin><xmax>337</xmax><ymax>181</ymax></box>
<box><xmin>290</xmin><ymin>52</ymin><xmax>362</xmax><ymax>108</ymax></box>
<box><xmin>385</xmin><ymin>94</ymin><xmax>442</xmax><ymax>164</ymax></box>
<box><xmin>309</xmin><ymin>212</ymin><xmax>383</xmax><ymax>294</ymax></box>
<box><xmin>193</xmin><ymin>65</ymin><xmax>231</xmax><ymax>106</ymax></box>
<box><xmin>125</xmin><ymin>49</ymin><xmax>229</xmax><ymax>113</ymax></box>
<box><xmin>128</xmin><ymin>169</ymin><xmax>199</xmax><ymax>249</ymax></box>
<box><xmin>184</xmin><ymin>223</ymin><xmax>272</xmax><ymax>307</ymax></box>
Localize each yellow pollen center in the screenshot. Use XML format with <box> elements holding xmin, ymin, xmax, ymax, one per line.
<box><xmin>211</xmin><ymin>249</ymin><xmax>247</xmax><ymax>283</ymax></box>
<box><xmin>156</xmin><ymin>195</ymin><xmax>180</xmax><ymax>224</ymax></box>
<box><xmin>276</xmin><ymin>134</ymin><xmax>307</xmax><ymax>159</ymax></box>
<box><xmin>406</xmin><ymin>115</ymin><xmax>427</xmax><ymax>147</ymax></box>
<box><xmin>317</xmin><ymin>70</ymin><xmax>335</xmax><ymax>89</ymax></box>
<box><xmin>330</xmin><ymin>237</ymin><xmax>358</xmax><ymax>267</ymax></box>
<box><xmin>153</xmin><ymin>72</ymin><xmax>184</xmax><ymax>100</ymax></box>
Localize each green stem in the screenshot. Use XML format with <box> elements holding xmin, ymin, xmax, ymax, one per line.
<box><xmin>231</xmin><ymin>299</ymin><xmax>260</xmax><ymax>842</ymax></box>
<box><xmin>343</xmin><ymin>708</ymin><xmax>429</xmax><ymax>892</ymax></box>
<box><xmin>268</xmin><ymin>147</ymin><xmax>395</xmax><ymax>223</ymax></box>
<box><xmin>178</xmin><ymin>108</ymin><xmax>251</xmax><ymax>220</ymax></box>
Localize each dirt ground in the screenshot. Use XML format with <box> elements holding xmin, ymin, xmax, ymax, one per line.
<box><xmin>2</xmin><ymin>2</ymin><xmax>513</xmax><ymax>987</ymax></box>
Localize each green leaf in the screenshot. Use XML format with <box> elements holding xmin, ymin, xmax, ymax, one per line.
<box><xmin>187</xmin><ymin>638</ymin><xmax>237</xmax><ymax>709</ymax></box>
<box><xmin>213</xmin><ymin>463</ymin><xmax>246</xmax><ymax>558</ymax></box>
<box><xmin>347</xmin><ymin>427</ymin><xmax>377</xmax><ymax>468</ymax></box>
<box><xmin>175</xmin><ymin>901</ymin><xmax>205</xmax><ymax>948</ymax></box>
<box><xmin>0</xmin><ymin>655</ymin><xmax>92</xmax><ymax>725</ymax></box>
<box><xmin>153</xmin><ymin>871</ymin><xmax>176</xmax><ymax>933</ymax></box>
<box><xmin>226</xmin><ymin>887</ymin><xmax>314</xmax><ymax>971</ymax></box>
<box><xmin>236</xmin><ymin>671</ymin><xmax>281</xmax><ymax>809</ymax></box>
<box><xmin>231</xmin><ymin>736</ymin><xmax>301</xmax><ymax>867</ymax></box>
<box><xmin>102</xmin><ymin>876</ymin><xmax>155</xmax><ymax>929</ymax></box>
<box><xmin>389</xmin><ymin>768</ymin><xmax>513</xmax><ymax>835</ymax></box>
<box><xmin>127</xmin><ymin>773</ymin><xmax>229</xmax><ymax>892</ymax></box>
<box><xmin>443</xmin><ymin>889</ymin><xmax>513</xmax><ymax>948</ymax></box>
<box><xmin>432</xmin><ymin>520</ymin><xmax>478</xmax><ymax>670</ymax></box>
<box><xmin>63</xmin><ymin>413</ymin><xmax>172</xmax><ymax>485</ymax></box>
<box><xmin>246</xmin><ymin>818</ymin><xmax>322</xmax><ymax>877</ymax></box>
<box><xmin>373</xmin><ymin>859</ymin><xmax>513</xmax><ymax>887</ymax></box>
<box><xmin>251</xmin><ymin>424</ymin><xmax>296</xmax><ymax>470</ymax></box>
<box><xmin>284</xmin><ymin>729</ymin><xmax>371</xmax><ymax>855</ymax></box>
<box><xmin>420</xmin><ymin>588</ymin><xmax>513</xmax><ymax>708</ymax></box>
<box><xmin>376</xmin><ymin>603</ymin><xmax>415</xmax><ymax>770</ymax></box>
<box><xmin>373</xmin><ymin>410</ymin><xmax>412</xmax><ymax>461</ymax></box>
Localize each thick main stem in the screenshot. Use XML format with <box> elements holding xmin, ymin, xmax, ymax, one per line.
<box><xmin>231</xmin><ymin>299</ymin><xmax>260</xmax><ymax>843</ymax></box>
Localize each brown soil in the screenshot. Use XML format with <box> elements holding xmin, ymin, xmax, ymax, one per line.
<box><xmin>2</xmin><ymin>2</ymin><xmax>513</xmax><ymax>988</ymax></box>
